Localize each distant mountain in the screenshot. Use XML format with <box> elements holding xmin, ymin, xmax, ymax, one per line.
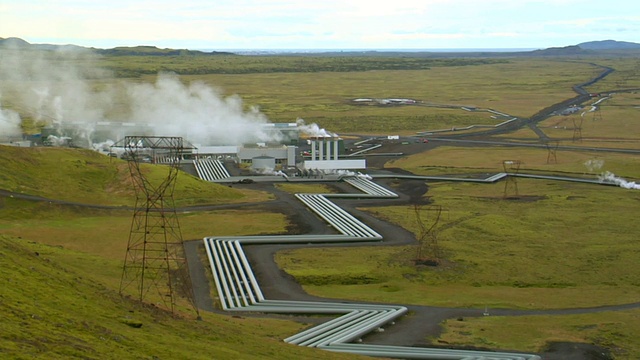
<box><xmin>0</xmin><ymin>36</ymin><xmax>86</xmax><ymax>51</ymax></box>
<box><xmin>3</xmin><ymin>36</ymin><xmax>640</xmax><ymax>58</ymax></box>
<box><xmin>528</xmin><ymin>45</ymin><xmax>593</xmax><ymax>56</ymax></box>
<box><xmin>94</xmin><ymin>45</ymin><xmax>233</xmax><ymax>56</ymax></box>
<box><xmin>578</xmin><ymin>40</ymin><xmax>640</xmax><ymax>50</ymax></box>
<box><xmin>0</xmin><ymin>37</ymin><xmax>31</xmax><ymax>47</ymax></box>
<box><xmin>0</xmin><ymin>37</ymin><xmax>233</xmax><ymax>56</ymax></box>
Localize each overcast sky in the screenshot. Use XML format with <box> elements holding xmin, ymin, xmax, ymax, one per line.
<box><xmin>1</xmin><ymin>0</ymin><xmax>638</xmax><ymax>50</ymax></box>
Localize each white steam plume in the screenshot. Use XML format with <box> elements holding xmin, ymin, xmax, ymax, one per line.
<box><xmin>0</xmin><ymin>44</ymin><xmax>282</xmax><ymax>146</ymax></box>
<box><xmin>0</xmin><ymin>44</ymin><xmax>113</xmax><ymax>129</ymax></box>
<box><xmin>329</xmin><ymin>170</ymin><xmax>372</xmax><ymax>179</ymax></box>
<box><xmin>599</xmin><ymin>171</ymin><xmax>640</xmax><ymax>190</ymax></box>
<box><xmin>126</xmin><ymin>73</ymin><xmax>274</xmax><ymax>145</ymax></box>
<box><xmin>584</xmin><ymin>159</ymin><xmax>604</xmax><ymax>173</ymax></box>
<box><xmin>254</xmin><ymin>167</ymin><xmax>287</xmax><ymax>177</ymax></box>
<box><xmin>0</xmin><ymin>99</ymin><xmax>22</xmax><ymax>138</ymax></box>
<box><xmin>296</xmin><ymin>118</ymin><xmax>337</xmax><ymax>137</ymax></box>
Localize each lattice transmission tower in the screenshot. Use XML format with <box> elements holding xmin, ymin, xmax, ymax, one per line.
<box><xmin>544</xmin><ymin>140</ymin><xmax>559</xmax><ymax>164</ymax></box>
<box><xmin>119</xmin><ymin>136</ymin><xmax>199</xmax><ymax>316</ymax></box>
<box><xmin>592</xmin><ymin>106</ymin><xmax>603</xmax><ymax>121</ymax></box>
<box><xmin>572</xmin><ymin>116</ymin><xmax>584</xmax><ymax>142</ymax></box>
<box><xmin>502</xmin><ymin>160</ymin><xmax>521</xmax><ymax>199</ymax></box>
<box><xmin>413</xmin><ymin>204</ymin><xmax>447</xmax><ymax>265</ymax></box>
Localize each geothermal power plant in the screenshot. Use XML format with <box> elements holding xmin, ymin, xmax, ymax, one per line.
<box><xmin>0</xmin><ymin>120</ymin><xmax>369</xmax><ymax>181</ymax></box>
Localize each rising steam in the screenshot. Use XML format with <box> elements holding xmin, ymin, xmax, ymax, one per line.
<box><xmin>599</xmin><ymin>171</ymin><xmax>640</xmax><ymax>190</ymax></box>
<box><xmin>0</xmin><ymin>98</ymin><xmax>22</xmax><ymax>137</ymax></box>
<box><xmin>584</xmin><ymin>159</ymin><xmax>604</xmax><ymax>173</ymax></box>
<box><xmin>125</xmin><ymin>73</ymin><xmax>274</xmax><ymax>145</ymax></box>
<box><xmin>585</xmin><ymin>159</ymin><xmax>640</xmax><ymax>190</ymax></box>
<box><xmin>0</xmin><ymin>44</ymin><xmax>280</xmax><ymax>146</ymax></box>
<box><xmin>296</xmin><ymin>118</ymin><xmax>337</xmax><ymax>137</ymax></box>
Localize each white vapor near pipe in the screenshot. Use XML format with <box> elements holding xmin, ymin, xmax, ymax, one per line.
<box><xmin>599</xmin><ymin>171</ymin><xmax>640</xmax><ymax>190</ymax></box>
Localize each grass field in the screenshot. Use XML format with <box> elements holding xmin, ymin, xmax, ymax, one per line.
<box><xmin>536</xmin><ymin>92</ymin><xmax>640</xmax><ymax>149</ymax></box>
<box><xmin>171</xmin><ymin>59</ymin><xmax>600</xmax><ymax>134</ymax></box>
<box><xmin>385</xmin><ymin>143</ymin><xmax>640</xmax><ymax>178</ymax></box>
<box><xmin>0</xmin><ymin>147</ymin><xmax>357</xmax><ymax>359</ymax></box>
<box><xmin>0</xmin><ymin>235</ymin><xmax>361</xmax><ymax>360</ymax></box>
<box><xmin>276</xmin><ymin>178</ymin><xmax>640</xmax><ymax>309</ymax></box>
<box><xmin>275</xmin><ymin>177</ymin><xmax>640</xmax><ymax>357</ymax></box>
<box><xmin>584</xmin><ymin>58</ymin><xmax>640</xmax><ymax>92</ymax></box>
<box><xmin>492</xmin><ymin>91</ymin><xmax>640</xmax><ymax>149</ymax></box>
<box><xmin>438</xmin><ymin>309</ymin><xmax>640</xmax><ymax>359</ymax></box>
<box><xmin>0</xmin><ymin>145</ymin><xmax>271</xmax><ymax>206</ymax></box>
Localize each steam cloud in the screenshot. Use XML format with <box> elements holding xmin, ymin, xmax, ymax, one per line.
<box><xmin>0</xmin><ymin>44</ymin><xmax>282</xmax><ymax>146</ymax></box>
<box><xmin>584</xmin><ymin>160</ymin><xmax>639</xmax><ymax>190</ymax></box>
<box><xmin>296</xmin><ymin>118</ymin><xmax>337</xmax><ymax>137</ymax></box>
<box><xmin>584</xmin><ymin>159</ymin><xmax>604</xmax><ymax>173</ymax></box>
<box><xmin>0</xmin><ymin>98</ymin><xmax>22</xmax><ymax>137</ymax></box>
<box><xmin>126</xmin><ymin>73</ymin><xmax>274</xmax><ymax>145</ymax></box>
<box><xmin>599</xmin><ymin>171</ymin><xmax>640</xmax><ymax>190</ymax></box>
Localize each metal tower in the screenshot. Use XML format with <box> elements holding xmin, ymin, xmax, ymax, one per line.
<box><xmin>502</xmin><ymin>160</ymin><xmax>521</xmax><ymax>199</ymax></box>
<box><xmin>413</xmin><ymin>204</ymin><xmax>445</xmax><ymax>265</ymax></box>
<box><xmin>572</xmin><ymin>116</ymin><xmax>583</xmax><ymax>142</ymax></box>
<box><xmin>119</xmin><ymin>136</ymin><xmax>199</xmax><ymax>316</ymax></box>
<box><xmin>592</xmin><ymin>106</ymin><xmax>603</xmax><ymax>121</ymax></box>
<box><xmin>544</xmin><ymin>140</ymin><xmax>559</xmax><ymax>164</ymax></box>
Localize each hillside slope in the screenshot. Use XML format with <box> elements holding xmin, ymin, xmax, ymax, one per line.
<box><xmin>0</xmin><ymin>145</ymin><xmax>252</xmax><ymax>206</ymax></box>
<box><xmin>0</xmin><ymin>235</ymin><xmax>360</xmax><ymax>359</ymax></box>
<box><xmin>0</xmin><ymin>146</ymin><xmax>358</xmax><ymax>359</ymax></box>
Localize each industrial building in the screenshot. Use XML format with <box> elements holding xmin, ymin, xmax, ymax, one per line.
<box><xmin>304</xmin><ymin>136</ymin><xmax>366</xmax><ymax>170</ymax></box>
<box><xmin>7</xmin><ymin>120</ymin><xmax>367</xmax><ymax>178</ymax></box>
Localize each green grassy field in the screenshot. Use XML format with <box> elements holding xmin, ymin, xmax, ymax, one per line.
<box><xmin>0</xmin><ymin>145</ymin><xmax>271</xmax><ymax>206</ymax></box>
<box><xmin>276</xmin><ymin>178</ymin><xmax>640</xmax><ymax>309</ymax></box>
<box><xmin>0</xmin><ymin>146</ymin><xmax>358</xmax><ymax>359</ymax></box>
<box><xmin>385</xmin><ymin>145</ymin><xmax>640</xmax><ymax>177</ymax></box>
<box><xmin>0</xmin><ymin>147</ymin><xmax>358</xmax><ymax>359</ymax></box>
<box><xmin>171</xmin><ymin>59</ymin><xmax>599</xmax><ymax>134</ymax></box>
<box><xmin>0</xmin><ymin>235</ymin><xmax>362</xmax><ymax>360</ymax></box>
<box><xmin>438</xmin><ymin>310</ymin><xmax>640</xmax><ymax>359</ymax></box>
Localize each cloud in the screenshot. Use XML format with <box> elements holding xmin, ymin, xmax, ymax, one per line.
<box><xmin>2</xmin><ymin>0</ymin><xmax>639</xmax><ymax>49</ymax></box>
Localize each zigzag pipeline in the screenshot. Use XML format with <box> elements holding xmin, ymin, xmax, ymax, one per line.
<box><xmin>203</xmin><ymin>176</ymin><xmax>541</xmax><ymax>360</ymax></box>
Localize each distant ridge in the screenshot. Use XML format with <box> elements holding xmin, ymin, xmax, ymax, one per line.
<box><xmin>529</xmin><ymin>45</ymin><xmax>593</xmax><ymax>56</ymax></box>
<box><xmin>578</xmin><ymin>39</ymin><xmax>640</xmax><ymax>50</ymax></box>
<box><xmin>0</xmin><ymin>37</ymin><xmax>30</xmax><ymax>47</ymax></box>
<box><xmin>0</xmin><ymin>36</ymin><xmax>87</xmax><ymax>52</ymax></box>
<box><xmin>2</xmin><ymin>37</ymin><xmax>640</xmax><ymax>57</ymax></box>
<box><xmin>94</xmin><ymin>45</ymin><xmax>233</xmax><ymax>56</ymax></box>
<box><xmin>0</xmin><ymin>37</ymin><xmax>233</xmax><ymax>56</ymax></box>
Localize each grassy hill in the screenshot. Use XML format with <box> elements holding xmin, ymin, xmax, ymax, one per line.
<box><xmin>0</xmin><ymin>145</ymin><xmax>265</xmax><ymax>206</ymax></box>
<box><xmin>0</xmin><ymin>145</ymin><xmax>358</xmax><ymax>359</ymax></box>
<box><xmin>0</xmin><ymin>235</ymin><xmax>360</xmax><ymax>360</ymax></box>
